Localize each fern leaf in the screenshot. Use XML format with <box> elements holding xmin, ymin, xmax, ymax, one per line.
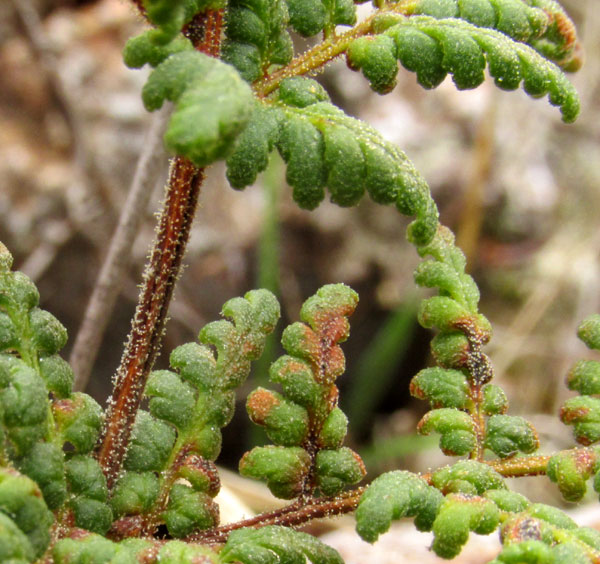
<box><xmin>409</xmin><ymin>0</ymin><xmax>581</xmax><ymax>69</ymax></box>
<box><xmin>356</xmin><ymin>470</ymin><xmax>444</xmax><ymax>542</ymax></box>
<box><xmin>410</xmin><ymin>366</ymin><xmax>471</xmax><ymax>409</ymax></box>
<box><xmin>432</xmin><ymin>493</ymin><xmax>500</xmax><ymax>558</ymax></box>
<box><xmin>561</xmin><ymin>396</ymin><xmax>600</xmax><ymax>446</ymax></box>
<box><xmin>223</xmin><ymin>0</ymin><xmax>293</xmax><ymax>82</ymax></box>
<box><xmin>143</xmin><ymin>289</ymin><xmax>279</xmax><ymax>446</ymax></box>
<box><xmin>347</xmin><ymin>16</ymin><xmax>580</xmax><ymax>122</ymax></box>
<box><xmin>284</xmin><ymin>0</ymin><xmax>356</xmax><ymax>37</ymax></box>
<box><xmin>239</xmin><ymin>445</ymin><xmax>311</xmax><ymax>498</ymax></box>
<box><xmin>412</xmin><ymin>225</ymin><xmax>492</xmax><ymax>376</ymax></box>
<box><xmin>65</xmin><ymin>456</ymin><xmax>113</xmax><ymax>534</ymax></box>
<box><xmin>561</xmin><ymin>316</ymin><xmax>600</xmax><ymax>446</ymax></box>
<box><xmin>53</xmin><ymin>533</ymin><xmax>219</xmax><ymax>564</ymax></box>
<box><xmin>0</xmin><ymin>468</ymin><xmax>53</xmax><ymax>559</ymax></box>
<box><xmin>220</xmin><ymin>526</ymin><xmax>344</xmax><ymax>564</ymax></box>
<box><xmin>226</xmin><ymin>81</ymin><xmax>440</xmax><ymax>246</ymax></box>
<box><xmin>497</xmin><ymin>504</ymin><xmax>600</xmax><ymax>564</ymax></box>
<box><xmin>547</xmin><ymin>449</ymin><xmax>598</xmax><ymax>502</ymax></box>
<box><xmin>140</xmin><ymin>51</ymin><xmax>254</xmax><ymax>166</ymax></box>
<box><xmin>417</xmin><ymin>408</ymin><xmax>477</xmax><ymax>455</ymax></box>
<box><xmin>123</xmin><ymin>410</ymin><xmax>177</xmax><ymax>473</ymax></box>
<box><xmin>485</xmin><ymin>414</ymin><xmax>539</xmax><ymax>457</ymax></box>
<box><xmin>131</xmin><ymin>290</ymin><xmax>279</xmax><ymax>536</ymax></box>
<box><xmin>577</xmin><ymin>315</ymin><xmax>600</xmax><ymax>351</ymax></box>
<box><xmin>123</xmin><ymin>31</ymin><xmax>193</xmax><ymax>69</ymax></box>
<box><xmin>241</xmin><ymin>285</ymin><xmax>365</xmax><ymax>498</ymax></box>
<box><xmin>431</xmin><ymin>460</ymin><xmax>506</xmax><ymax>495</ymax></box>
<box><xmin>411</xmin><ymin>0</ymin><xmax>545</xmax><ymax>42</ymax></box>
<box><xmin>163</xmin><ymin>483</ymin><xmax>219</xmax><ymax>537</ymax></box>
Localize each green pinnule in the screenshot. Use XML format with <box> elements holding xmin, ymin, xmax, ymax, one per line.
<box><xmin>241</xmin><ymin>284</ymin><xmax>366</xmax><ymax>498</ymax></box>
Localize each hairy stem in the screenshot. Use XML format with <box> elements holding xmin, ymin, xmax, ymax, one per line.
<box><xmin>194</xmin><ymin>449</ymin><xmax>552</xmax><ymax>543</ymax></box>
<box><xmin>70</xmin><ymin>108</ymin><xmax>170</xmax><ymax>392</ymax></box>
<box><xmin>453</xmin><ymin>319</ymin><xmax>494</xmax><ymax>462</ymax></box>
<box><xmin>187</xmin><ymin>488</ymin><xmax>365</xmax><ymax>544</ymax></box>
<box><xmin>470</xmin><ymin>384</ymin><xmax>486</xmax><ymax>462</ymax></box>
<box><xmin>254</xmin><ymin>22</ymin><xmax>371</xmax><ymax>97</ymax></box>
<box><xmin>487</xmin><ymin>454</ymin><xmax>551</xmax><ymax>478</ymax></box>
<box><xmin>186</xmin><ymin>450</ymin><xmax>557</xmax><ymax>544</ymax></box>
<box><xmin>253</xmin><ymin>0</ymin><xmax>417</xmax><ymax>97</ymax></box>
<box><xmin>96</xmin><ymin>158</ymin><xmax>204</xmax><ymax>489</ymax></box>
<box><xmin>95</xmin><ymin>8</ymin><xmax>224</xmax><ymax>490</ymax></box>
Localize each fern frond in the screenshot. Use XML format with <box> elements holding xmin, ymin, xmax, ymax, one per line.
<box><xmin>413</xmin><ymin>226</ymin><xmax>491</xmax><ymax>367</ymax></box>
<box><xmin>408</xmin><ymin>0</ymin><xmax>581</xmax><ymax>69</ymax></box>
<box><xmin>433</xmin><ymin>493</ymin><xmax>500</xmax><ymax>558</ymax></box>
<box><xmin>241</xmin><ymin>284</ymin><xmax>366</xmax><ymax>498</ymax></box>
<box><xmin>561</xmin><ymin>316</ymin><xmax>600</xmax><ymax>447</ymax></box>
<box><xmin>226</xmin><ymin>80</ymin><xmax>439</xmax><ymax>245</ymax></box>
<box><xmin>0</xmin><ymin>468</ymin><xmax>53</xmax><ymax>560</ymax></box>
<box><xmin>484</xmin><ymin>414</ymin><xmax>539</xmax><ymax>458</ymax></box>
<box><xmin>410</xmin><ymin>225</ymin><xmax>541</xmax><ymax>460</ymax></box>
<box><xmin>348</xmin><ymin>15</ymin><xmax>580</xmax><ymax>122</ymax></box>
<box><xmin>546</xmin><ymin>448</ymin><xmax>600</xmax><ymax>502</ymax></box>
<box><xmin>417</xmin><ymin>408</ymin><xmax>477</xmax><ymax>455</ymax></box>
<box><xmin>112</xmin><ymin>290</ymin><xmax>279</xmax><ymax>537</ymax></box>
<box><xmin>53</xmin><ymin>533</ymin><xmax>219</xmax><ymax>564</ymax></box>
<box><xmin>431</xmin><ymin>460</ymin><xmax>507</xmax><ymax>494</ymax></box>
<box><xmin>0</xmin><ymin>244</ymin><xmax>109</xmax><ymax>536</ymax></box>
<box><xmin>498</xmin><ymin>504</ymin><xmax>600</xmax><ymax>564</ymax></box>
<box><xmin>123</xmin><ymin>49</ymin><xmax>255</xmax><ymax>166</ymax></box>
<box><xmin>123</xmin><ymin>30</ymin><xmax>194</xmax><ymax>68</ymax></box>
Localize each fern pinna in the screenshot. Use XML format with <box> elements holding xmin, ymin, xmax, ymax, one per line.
<box><xmin>0</xmin><ymin>0</ymin><xmax>597</xmax><ymax>563</ymax></box>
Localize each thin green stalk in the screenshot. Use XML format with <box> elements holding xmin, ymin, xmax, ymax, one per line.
<box><xmin>345</xmin><ymin>300</ymin><xmax>418</xmax><ymax>436</ymax></box>
<box><xmin>257</xmin><ymin>157</ymin><xmax>283</xmax><ymax>295</ymax></box>
<box><xmin>250</xmin><ymin>157</ymin><xmax>283</xmax><ymax>446</ymax></box>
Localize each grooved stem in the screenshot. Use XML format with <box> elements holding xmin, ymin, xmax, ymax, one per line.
<box><xmin>96</xmin><ymin>158</ymin><xmax>204</xmax><ymax>489</ymax></box>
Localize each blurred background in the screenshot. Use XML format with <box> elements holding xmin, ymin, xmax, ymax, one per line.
<box><xmin>1</xmin><ymin>0</ymin><xmax>599</xmax><ymax>517</ymax></box>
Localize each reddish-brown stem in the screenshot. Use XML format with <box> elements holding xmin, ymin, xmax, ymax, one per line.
<box><xmin>190</xmin><ymin>448</ymin><xmax>550</xmax><ymax>545</ymax></box>
<box><xmin>95</xmin><ymin>8</ymin><xmax>224</xmax><ymax>490</ymax></box>
<box><xmin>170</xmin><ymin>452</ymin><xmax>557</xmax><ymax>544</ymax></box>
<box><xmin>196</xmin><ymin>10</ymin><xmax>224</xmax><ymax>57</ymax></box>
<box><xmin>187</xmin><ymin>488</ymin><xmax>365</xmax><ymax>544</ymax></box>
<box><xmin>107</xmin><ymin>449</ymin><xmax>556</xmax><ymax>545</ymax></box>
<box><xmin>96</xmin><ymin>158</ymin><xmax>204</xmax><ymax>489</ymax></box>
